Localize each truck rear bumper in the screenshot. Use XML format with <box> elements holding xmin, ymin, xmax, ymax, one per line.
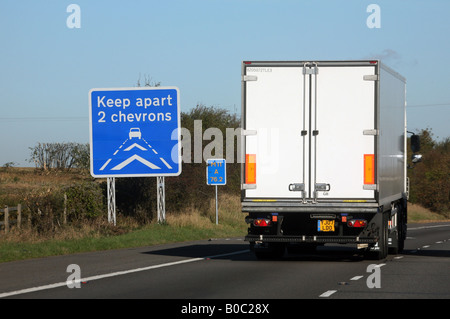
<box><xmin>245</xmin><ymin>234</ymin><xmax>377</xmax><ymax>244</ymax></box>
<box><xmin>242</xmin><ymin>201</ymin><xmax>380</xmax><ymax>214</ymax></box>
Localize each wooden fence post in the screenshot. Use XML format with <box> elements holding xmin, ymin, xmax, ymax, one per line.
<box><xmin>4</xmin><ymin>206</ymin><xmax>9</xmax><ymax>234</ymax></box>
<box><xmin>17</xmin><ymin>204</ymin><xmax>22</xmax><ymax>229</ymax></box>
<box><xmin>64</xmin><ymin>193</ymin><xmax>67</xmax><ymax>225</ymax></box>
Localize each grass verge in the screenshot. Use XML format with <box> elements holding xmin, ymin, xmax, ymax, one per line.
<box><xmin>0</xmin><ymin>193</ymin><xmax>247</xmax><ymax>263</ymax></box>
<box><xmin>408</xmin><ymin>203</ymin><xmax>450</xmax><ymax>223</ymax></box>
<box><xmin>1</xmin><ymin>198</ymin><xmax>448</xmax><ymax>263</ymax></box>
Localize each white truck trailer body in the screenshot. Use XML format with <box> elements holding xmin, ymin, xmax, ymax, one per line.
<box><xmin>241</xmin><ymin>60</ymin><xmax>408</xmax><ymax>260</ymax></box>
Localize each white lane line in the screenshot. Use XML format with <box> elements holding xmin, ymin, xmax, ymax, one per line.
<box><xmin>408</xmin><ymin>224</ymin><xmax>450</xmax><ymax>230</ymax></box>
<box><xmin>0</xmin><ymin>249</ymin><xmax>250</xmax><ymax>298</ymax></box>
<box><xmin>350</xmin><ymin>276</ymin><xmax>364</xmax><ymax>281</ymax></box>
<box><xmin>422</xmin><ymin>245</ymin><xmax>430</xmax><ymax>249</ymax></box>
<box><xmin>319</xmin><ymin>290</ymin><xmax>337</xmax><ymax>298</ymax></box>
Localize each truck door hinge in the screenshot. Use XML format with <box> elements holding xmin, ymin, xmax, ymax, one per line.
<box><xmin>363</xmin><ymin>74</ymin><xmax>379</xmax><ymax>81</ymax></box>
<box><xmin>242</xmin><ymin>75</ymin><xmax>258</xmax><ymax>82</ymax></box>
<box><xmin>303</xmin><ymin>67</ymin><xmax>318</xmax><ymax>75</ymax></box>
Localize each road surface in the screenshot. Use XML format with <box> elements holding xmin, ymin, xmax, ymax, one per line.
<box><xmin>1</xmin><ymin>222</ymin><xmax>449</xmax><ymax>306</ymax></box>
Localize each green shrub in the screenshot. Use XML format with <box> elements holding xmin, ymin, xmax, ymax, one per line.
<box><xmin>65</xmin><ymin>182</ymin><xmax>105</xmax><ymax>221</ymax></box>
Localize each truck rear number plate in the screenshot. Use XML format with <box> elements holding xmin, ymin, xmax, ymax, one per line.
<box><xmin>318</xmin><ymin>220</ymin><xmax>335</xmax><ymax>232</ymax></box>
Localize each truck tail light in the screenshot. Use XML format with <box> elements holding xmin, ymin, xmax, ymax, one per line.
<box><xmin>347</xmin><ymin>219</ymin><xmax>367</xmax><ymax>228</ymax></box>
<box><xmin>253</xmin><ymin>218</ymin><xmax>271</xmax><ymax>227</ymax></box>
<box><xmin>246</xmin><ymin>154</ymin><xmax>256</xmax><ymax>184</ymax></box>
<box><xmin>364</xmin><ymin>154</ymin><xmax>375</xmax><ymax>184</ymax></box>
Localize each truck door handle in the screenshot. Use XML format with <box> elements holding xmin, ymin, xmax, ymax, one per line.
<box><xmin>289</xmin><ymin>183</ymin><xmax>305</xmax><ymax>191</ymax></box>
<box><xmin>315</xmin><ymin>183</ymin><xmax>331</xmax><ymax>191</ymax></box>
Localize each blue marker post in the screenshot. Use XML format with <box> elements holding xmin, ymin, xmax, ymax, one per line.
<box><xmin>206</xmin><ymin>159</ymin><xmax>226</xmax><ymax>225</ymax></box>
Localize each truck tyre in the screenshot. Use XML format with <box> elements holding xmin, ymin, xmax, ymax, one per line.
<box><xmin>378</xmin><ymin>212</ymin><xmax>389</xmax><ymax>259</ymax></box>
<box><xmin>389</xmin><ymin>202</ymin><xmax>406</xmax><ymax>255</ymax></box>
<box><xmin>367</xmin><ymin>212</ymin><xmax>388</xmax><ymax>260</ymax></box>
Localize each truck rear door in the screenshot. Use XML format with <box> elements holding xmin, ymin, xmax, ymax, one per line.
<box><xmin>242</xmin><ymin>61</ymin><xmax>377</xmax><ymax>202</ymax></box>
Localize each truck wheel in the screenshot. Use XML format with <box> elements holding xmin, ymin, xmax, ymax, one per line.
<box><xmin>389</xmin><ymin>203</ymin><xmax>406</xmax><ymax>255</ymax></box>
<box><xmin>378</xmin><ymin>212</ymin><xmax>389</xmax><ymax>259</ymax></box>
<box><xmin>367</xmin><ymin>212</ymin><xmax>388</xmax><ymax>260</ymax></box>
<box><xmin>389</xmin><ymin>226</ymin><xmax>405</xmax><ymax>254</ymax></box>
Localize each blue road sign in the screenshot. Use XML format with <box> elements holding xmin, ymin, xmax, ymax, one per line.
<box><xmin>206</xmin><ymin>159</ymin><xmax>226</xmax><ymax>185</ymax></box>
<box><xmin>89</xmin><ymin>87</ymin><xmax>181</xmax><ymax>177</ymax></box>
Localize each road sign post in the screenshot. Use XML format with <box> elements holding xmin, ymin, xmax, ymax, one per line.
<box><xmin>107</xmin><ymin>177</ymin><xmax>116</xmax><ymax>226</ymax></box>
<box><xmin>89</xmin><ymin>87</ymin><xmax>181</xmax><ymax>224</ymax></box>
<box><xmin>157</xmin><ymin>176</ymin><xmax>165</xmax><ymax>224</ymax></box>
<box><xmin>206</xmin><ymin>159</ymin><xmax>226</xmax><ymax>225</ymax></box>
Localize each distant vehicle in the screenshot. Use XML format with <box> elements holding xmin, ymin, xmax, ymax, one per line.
<box><xmin>241</xmin><ymin>60</ymin><xmax>421</xmax><ymax>260</ymax></box>
<box><xmin>129</xmin><ymin>128</ymin><xmax>141</xmax><ymax>139</ymax></box>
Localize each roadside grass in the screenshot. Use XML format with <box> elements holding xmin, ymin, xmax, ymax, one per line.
<box><xmin>0</xmin><ymin>193</ymin><xmax>247</xmax><ymax>263</ymax></box>
<box><xmin>408</xmin><ymin>203</ymin><xmax>450</xmax><ymax>223</ymax></box>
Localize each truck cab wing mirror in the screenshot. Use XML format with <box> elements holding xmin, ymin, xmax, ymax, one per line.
<box><xmin>407</xmin><ymin>131</ymin><xmax>422</xmax><ymax>168</ymax></box>
<box><xmin>411</xmin><ymin>134</ymin><xmax>421</xmax><ymax>153</ymax></box>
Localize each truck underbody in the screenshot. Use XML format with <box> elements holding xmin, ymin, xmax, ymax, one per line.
<box><xmin>244</xmin><ymin>199</ymin><xmax>407</xmax><ymax>260</ymax></box>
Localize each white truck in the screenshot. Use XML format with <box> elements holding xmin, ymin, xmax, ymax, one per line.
<box><xmin>241</xmin><ymin>60</ymin><xmax>420</xmax><ymax>260</ymax></box>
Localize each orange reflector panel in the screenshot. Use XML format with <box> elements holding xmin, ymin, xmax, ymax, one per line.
<box><xmin>246</xmin><ymin>154</ymin><xmax>256</xmax><ymax>184</ymax></box>
<box><xmin>364</xmin><ymin>154</ymin><xmax>375</xmax><ymax>184</ymax></box>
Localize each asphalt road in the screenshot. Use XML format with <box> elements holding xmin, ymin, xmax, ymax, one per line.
<box><xmin>1</xmin><ymin>222</ymin><xmax>449</xmax><ymax>304</ymax></box>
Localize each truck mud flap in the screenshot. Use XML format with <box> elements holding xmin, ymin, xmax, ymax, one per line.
<box><xmin>245</xmin><ymin>234</ymin><xmax>377</xmax><ymax>244</ymax></box>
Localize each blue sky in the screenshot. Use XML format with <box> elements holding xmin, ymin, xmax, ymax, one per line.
<box><xmin>0</xmin><ymin>0</ymin><xmax>449</xmax><ymax>166</ymax></box>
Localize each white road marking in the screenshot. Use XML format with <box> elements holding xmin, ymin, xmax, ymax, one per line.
<box><xmin>408</xmin><ymin>224</ymin><xmax>450</xmax><ymax>230</ymax></box>
<box><xmin>350</xmin><ymin>276</ymin><xmax>364</xmax><ymax>281</ymax></box>
<box><xmin>0</xmin><ymin>249</ymin><xmax>250</xmax><ymax>298</ymax></box>
<box><xmin>319</xmin><ymin>290</ymin><xmax>337</xmax><ymax>298</ymax></box>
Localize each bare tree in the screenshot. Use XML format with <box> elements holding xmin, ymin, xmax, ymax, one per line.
<box><xmin>28</xmin><ymin>142</ymin><xmax>89</xmax><ymax>171</ymax></box>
